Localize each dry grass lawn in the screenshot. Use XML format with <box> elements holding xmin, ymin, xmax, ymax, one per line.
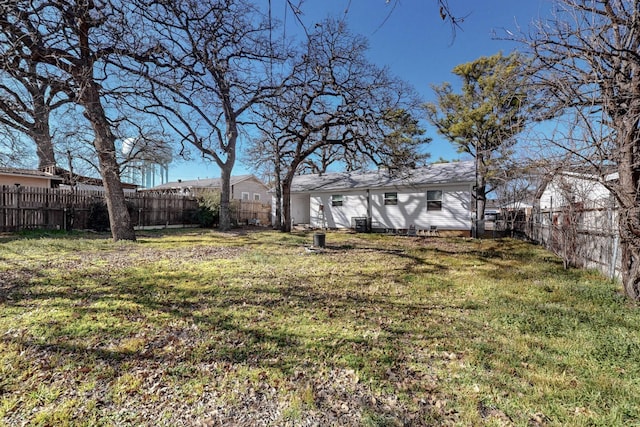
<box><xmin>0</xmin><ymin>229</ymin><xmax>639</xmax><ymax>426</ymax></box>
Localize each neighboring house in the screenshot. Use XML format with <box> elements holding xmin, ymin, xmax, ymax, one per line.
<box><xmin>59</xmin><ymin>182</ymin><xmax>138</xmax><ymax>192</ymax></box>
<box><xmin>534</xmin><ymin>169</ymin><xmax>618</xmax><ymax>235</ymax></box>
<box><xmin>287</xmin><ymin>160</ymin><xmax>475</xmax><ymax>235</ymax></box>
<box><xmin>529</xmin><ymin>169</ymin><xmax>621</xmax><ymax>279</ymax></box>
<box><xmin>50</xmin><ymin>167</ymin><xmax>138</xmax><ymax>192</ymax></box>
<box><xmin>0</xmin><ymin>166</ymin><xmax>140</xmax><ymax>192</ymax></box>
<box><xmin>537</xmin><ymin>170</ymin><xmax>613</xmax><ymax>211</ymax></box>
<box><xmin>148</xmin><ymin>174</ymin><xmax>270</xmax><ymax>202</ymax></box>
<box><xmin>0</xmin><ymin>167</ymin><xmax>63</xmax><ymax>188</ymax></box>
<box><xmin>483</xmin><ymin>200</ymin><xmax>501</xmax><ymax>221</ymax></box>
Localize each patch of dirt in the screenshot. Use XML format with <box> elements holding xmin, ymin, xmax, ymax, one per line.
<box><xmin>1</xmin><ymin>245</ymin><xmax>246</xmax><ymax>283</ymax></box>
<box><xmin>0</xmin><ymin>342</ymin><xmax>455</xmax><ymax>426</ymax></box>
<box><xmin>86</xmin><ymin>245</ymin><xmax>247</xmax><ymax>268</ymax></box>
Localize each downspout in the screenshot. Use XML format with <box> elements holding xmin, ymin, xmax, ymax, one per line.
<box><xmin>471</xmin><ymin>182</ymin><xmax>475</xmax><ymax>237</ymax></box>
<box><xmin>366</xmin><ymin>189</ymin><xmax>371</xmax><ymax>232</ymax></box>
<box><xmin>473</xmin><ymin>144</ymin><xmax>479</xmax><ymax>239</ymax></box>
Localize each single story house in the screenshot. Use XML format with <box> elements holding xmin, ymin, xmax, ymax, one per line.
<box><xmin>41</xmin><ymin>167</ymin><xmax>138</xmax><ymax>192</ymax></box>
<box><xmin>534</xmin><ymin>169</ymin><xmax>617</xmax><ymax>233</ymax></box>
<box><xmin>147</xmin><ymin>174</ymin><xmax>270</xmax><ymax>202</ymax></box>
<box><xmin>287</xmin><ymin>160</ymin><xmax>475</xmax><ymax>236</ymax></box>
<box><xmin>537</xmin><ymin>170</ymin><xmax>614</xmax><ymax>211</ymax></box>
<box><xmin>0</xmin><ymin>167</ymin><xmax>63</xmax><ymax>188</ymax></box>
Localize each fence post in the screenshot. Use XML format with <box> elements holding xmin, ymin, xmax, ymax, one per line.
<box><xmin>610</xmin><ymin>233</ymin><xmax>620</xmax><ymax>280</ymax></box>
<box><xmin>0</xmin><ymin>187</ymin><xmax>199</xmax><ymax>231</ymax></box>
<box><xmin>14</xmin><ymin>184</ymin><xmax>21</xmax><ymax>231</ymax></box>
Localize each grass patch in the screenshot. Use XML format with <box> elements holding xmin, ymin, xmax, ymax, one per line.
<box><xmin>0</xmin><ymin>229</ymin><xmax>639</xmax><ymax>425</ymax></box>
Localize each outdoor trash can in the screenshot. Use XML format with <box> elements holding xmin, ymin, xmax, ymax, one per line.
<box><xmin>313</xmin><ymin>232</ymin><xmax>325</xmax><ymax>248</ymax></box>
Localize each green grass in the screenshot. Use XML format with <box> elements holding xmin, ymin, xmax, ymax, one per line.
<box><xmin>0</xmin><ymin>229</ymin><xmax>639</xmax><ymax>426</ymax></box>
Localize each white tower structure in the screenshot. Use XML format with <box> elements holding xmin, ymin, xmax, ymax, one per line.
<box><xmin>121</xmin><ymin>137</ymin><xmax>171</xmax><ymax>189</ymax></box>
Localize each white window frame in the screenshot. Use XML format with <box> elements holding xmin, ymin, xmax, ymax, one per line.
<box><xmin>241</xmin><ymin>192</ymin><xmax>250</xmax><ymax>201</ymax></box>
<box><xmin>427</xmin><ymin>190</ymin><xmax>442</xmax><ymax>211</ymax></box>
<box><xmin>384</xmin><ymin>192</ymin><xmax>398</xmax><ymax>206</ymax></box>
<box><xmin>331</xmin><ymin>194</ymin><xmax>343</xmax><ymax>207</ymax></box>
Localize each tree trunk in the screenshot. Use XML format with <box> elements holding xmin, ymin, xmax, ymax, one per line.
<box><xmin>476</xmin><ymin>153</ymin><xmax>488</xmax><ymax>222</ymax></box>
<box><xmin>32</xmin><ymin>89</ymin><xmax>57</xmax><ymax>170</ymax></box>
<box><xmin>219</xmin><ymin>164</ymin><xmax>232</xmax><ymax>231</ymax></box>
<box><xmin>473</xmin><ymin>152</ymin><xmax>487</xmax><ymax>238</ymax></box>
<box><xmin>619</xmin><ymin>191</ymin><xmax>640</xmax><ymax>298</ymax></box>
<box><xmin>216</xmin><ymin>103</ymin><xmax>237</xmax><ymax>231</ymax></box>
<box><xmin>620</xmin><ymin>240</ymin><xmax>640</xmax><ymax>300</ymax></box>
<box><xmin>618</xmin><ymin>205</ymin><xmax>640</xmax><ymax>300</ymax></box>
<box><xmin>80</xmin><ymin>81</ymin><xmax>136</xmax><ymax>242</ymax></box>
<box><xmin>33</xmin><ymin>132</ymin><xmax>56</xmax><ymax>170</ymax></box>
<box><xmin>614</xmin><ymin>104</ymin><xmax>640</xmax><ymax>300</ymax></box>
<box><xmin>476</xmin><ymin>184</ymin><xmax>487</xmax><ymax>223</ymax></box>
<box><xmin>273</xmin><ymin>160</ymin><xmax>282</xmax><ymax>230</ymax></box>
<box><xmin>281</xmin><ymin>176</ymin><xmax>293</xmax><ymax>232</ymax></box>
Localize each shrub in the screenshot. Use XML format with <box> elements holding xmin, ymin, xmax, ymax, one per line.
<box><xmin>87</xmin><ymin>200</ymin><xmax>110</xmax><ymax>232</ymax></box>
<box><xmin>194</xmin><ymin>191</ymin><xmax>220</xmax><ymax>228</ymax></box>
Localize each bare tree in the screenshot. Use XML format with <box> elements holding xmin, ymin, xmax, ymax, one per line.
<box><xmin>552</xmin><ymin>175</ymin><xmax>589</xmax><ymax>269</ymax></box>
<box><xmin>115</xmin><ymin>0</ymin><xmax>288</xmax><ymax>231</ymax></box>
<box><xmin>0</xmin><ymin>60</ymin><xmax>71</xmax><ymax>169</ymax></box>
<box><xmin>491</xmin><ymin>159</ymin><xmax>538</xmax><ymax>237</ymax></box>
<box><xmin>253</xmin><ymin>18</ymin><xmax>428</xmax><ymax>232</ymax></box>
<box><xmin>0</xmin><ymin>126</ymin><xmax>31</xmax><ymax>166</ymax></box>
<box><xmin>296</xmin><ymin>145</ymin><xmax>370</xmax><ymax>176</ymax></box>
<box><xmin>283</xmin><ymin>1</ymin><xmax>465</xmax><ymax>36</ymax></box>
<box><xmin>50</xmin><ymin>103</ymin><xmax>99</xmax><ymax>177</ymax></box>
<box><xmin>0</xmin><ymin>0</ymin><xmax>136</xmax><ymax>241</ymax></box>
<box><xmin>522</xmin><ymin>0</ymin><xmax>640</xmax><ymax>299</ymax></box>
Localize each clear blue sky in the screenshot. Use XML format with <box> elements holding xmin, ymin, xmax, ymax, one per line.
<box><xmin>168</xmin><ymin>0</ymin><xmax>553</xmax><ymax>181</ymax></box>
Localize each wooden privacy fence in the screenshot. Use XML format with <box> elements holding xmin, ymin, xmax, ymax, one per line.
<box><xmin>517</xmin><ymin>203</ymin><xmax>621</xmax><ymax>280</ymax></box>
<box><xmin>527</xmin><ymin>222</ymin><xmax>620</xmax><ymax>279</ymax></box>
<box><xmin>0</xmin><ymin>185</ymin><xmax>199</xmax><ymax>232</ymax></box>
<box><xmin>230</xmin><ymin>199</ymin><xmax>272</xmax><ymax>226</ymax></box>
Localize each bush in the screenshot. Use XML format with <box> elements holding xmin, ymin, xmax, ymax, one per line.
<box><xmin>194</xmin><ymin>191</ymin><xmax>220</xmax><ymax>228</ymax></box>
<box><xmin>87</xmin><ymin>200</ymin><xmax>110</xmax><ymax>232</ymax></box>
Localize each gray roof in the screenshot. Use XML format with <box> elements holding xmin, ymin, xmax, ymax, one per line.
<box><xmin>0</xmin><ymin>167</ymin><xmax>62</xmax><ymax>180</ymax></box>
<box><xmin>290</xmin><ymin>160</ymin><xmax>475</xmax><ymax>193</ymax></box>
<box><xmin>150</xmin><ymin>174</ymin><xmax>258</xmax><ymax>190</ymax></box>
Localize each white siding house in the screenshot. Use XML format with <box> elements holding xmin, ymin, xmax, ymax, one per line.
<box><xmin>538</xmin><ymin>171</ymin><xmax>613</xmax><ymax>210</ymax></box>
<box><xmin>535</xmin><ymin>170</ymin><xmax>617</xmax><ymax>234</ymax></box>
<box><xmin>288</xmin><ymin>161</ymin><xmax>475</xmax><ymax>235</ymax></box>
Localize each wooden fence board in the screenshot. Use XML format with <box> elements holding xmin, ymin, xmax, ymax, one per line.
<box><xmin>231</xmin><ymin>200</ymin><xmax>272</xmax><ymax>226</ymax></box>
<box><xmin>0</xmin><ymin>186</ymin><xmax>199</xmax><ymax>232</ymax></box>
<box><xmin>518</xmin><ymin>205</ymin><xmax>621</xmax><ymax>280</ymax></box>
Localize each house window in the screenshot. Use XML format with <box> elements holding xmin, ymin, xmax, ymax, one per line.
<box><xmin>241</xmin><ymin>192</ymin><xmax>250</xmax><ymax>200</ymax></box>
<box><xmin>427</xmin><ymin>190</ymin><xmax>442</xmax><ymax>211</ymax></box>
<box><xmin>253</xmin><ymin>193</ymin><xmax>260</xmax><ymax>201</ymax></box>
<box><xmin>384</xmin><ymin>192</ymin><xmax>398</xmax><ymax>206</ymax></box>
<box><xmin>331</xmin><ymin>194</ymin><xmax>343</xmax><ymax>207</ymax></box>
